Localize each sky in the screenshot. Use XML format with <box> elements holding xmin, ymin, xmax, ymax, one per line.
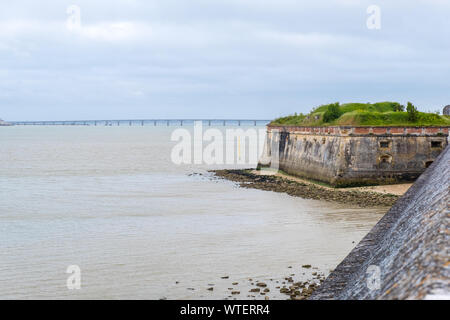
<box><xmin>0</xmin><ymin>0</ymin><xmax>449</xmax><ymax>121</ymax></box>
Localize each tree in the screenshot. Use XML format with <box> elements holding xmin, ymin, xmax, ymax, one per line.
<box><xmin>406</xmin><ymin>102</ymin><xmax>419</xmax><ymax>122</ymax></box>
<box><xmin>323</xmin><ymin>103</ymin><xmax>341</xmax><ymax>123</ymax></box>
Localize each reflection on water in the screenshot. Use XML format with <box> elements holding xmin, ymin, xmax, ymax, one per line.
<box><xmin>0</xmin><ymin>126</ymin><xmax>386</xmax><ymax>299</ymax></box>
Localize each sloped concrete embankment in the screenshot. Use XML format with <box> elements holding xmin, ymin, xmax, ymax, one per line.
<box><xmin>310</xmin><ymin>145</ymin><xmax>449</xmax><ymax>300</ymax></box>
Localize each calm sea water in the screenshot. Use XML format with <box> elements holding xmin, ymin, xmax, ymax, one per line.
<box><xmin>0</xmin><ymin>126</ymin><xmax>385</xmax><ymax>299</ymax></box>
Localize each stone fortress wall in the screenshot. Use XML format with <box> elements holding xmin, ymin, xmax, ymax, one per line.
<box><xmin>260</xmin><ymin>126</ymin><xmax>449</xmax><ymax>187</ymax></box>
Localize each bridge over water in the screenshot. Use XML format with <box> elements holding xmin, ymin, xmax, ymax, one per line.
<box><xmin>10</xmin><ymin>119</ymin><xmax>271</xmax><ymax>126</ymax></box>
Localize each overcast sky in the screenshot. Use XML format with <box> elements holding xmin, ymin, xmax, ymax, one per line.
<box><xmin>1</xmin><ymin>0</ymin><xmax>449</xmax><ymax>120</ymax></box>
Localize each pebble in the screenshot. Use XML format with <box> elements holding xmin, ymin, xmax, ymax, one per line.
<box><xmin>256</xmin><ymin>282</ymin><xmax>267</xmax><ymax>287</ymax></box>
<box><xmin>200</xmin><ymin>266</ymin><xmax>325</xmax><ymax>301</ymax></box>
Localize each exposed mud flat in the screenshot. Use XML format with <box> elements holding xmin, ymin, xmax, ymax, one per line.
<box><xmin>211</xmin><ymin>169</ymin><xmax>398</xmax><ymax>208</ymax></box>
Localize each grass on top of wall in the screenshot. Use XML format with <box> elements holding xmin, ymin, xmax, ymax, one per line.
<box><xmin>271</xmin><ymin>102</ymin><xmax>450</xmax><ymax>127</ymax></box>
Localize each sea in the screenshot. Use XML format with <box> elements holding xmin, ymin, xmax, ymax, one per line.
<box><xmin>0</xmin><ymin>125</ymin><xmax>386</xmax><ymax>299</ymax></box>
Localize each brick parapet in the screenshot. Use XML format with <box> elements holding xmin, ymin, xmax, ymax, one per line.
<box><xmin>267</xmin><ymin>125</ymin><xmax>450</xmax><ymax>137</ymax></box>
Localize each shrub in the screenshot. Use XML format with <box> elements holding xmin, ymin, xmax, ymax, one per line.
<box><xmin>392</xmin><ymin>103</ymin><xmax>405</xmax><ymax>112</ymax></box>
<box><xmin>323</xmin><ymin>103</ymin><xmax>341</xmax><ymax>123</ymax></box>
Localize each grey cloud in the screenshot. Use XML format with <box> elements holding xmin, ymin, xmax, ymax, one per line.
<box><xmin>0</xmin><ymin>0</ymin><xmax>449</xmax><ymax>120</ymax></box>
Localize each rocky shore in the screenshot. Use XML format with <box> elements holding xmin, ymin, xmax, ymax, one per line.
<box><xmin>163</xmin><ymin>263</ymin><xmax>327</xmax><ymax>300</ymax></box>
<box><xmin>211</xmin><ymin>169</ymin><xmax>398</xmax><ymax>208</ymax></box>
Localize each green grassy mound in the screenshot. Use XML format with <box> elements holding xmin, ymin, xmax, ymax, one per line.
<box><xmin>271</xmin><ymin>102</ymin><xmax>450</xmax><ymax>127</ymax></box>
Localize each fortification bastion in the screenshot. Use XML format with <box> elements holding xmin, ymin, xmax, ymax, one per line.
<box><xmin>259</xmin><ymin>126</ymin><xmax>449</xmax><ymax>187</ymax></box>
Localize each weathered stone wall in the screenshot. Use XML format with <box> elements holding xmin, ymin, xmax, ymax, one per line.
<box><xmin>260</xmin><ymin>126</ymin><xmax>449</xmax><ymax>187</ymax></box>
<box><xmin>309</xmin><ymin>145</ymin><xmax>450</xmax><ymax>300</ymax></box>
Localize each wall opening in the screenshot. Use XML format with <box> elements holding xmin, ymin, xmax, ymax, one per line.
<box><xmin>431</xmin><ymin>141</ymin><xmax>442</xmax><ymax>148</ymax></box>
<box><xmin>379</xmin><ymin>141</ymin><xmax>390</xmax><ymax>148</ymax></box>
<box><xmin>380</xmin><ymin>155</ymin><xmax>391</xmax><ymax>163</ymax></box>
<box><xmin>378</xmin><ymin>154</ymin><xmax>393</xmax><ymax>169</ymax></box>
